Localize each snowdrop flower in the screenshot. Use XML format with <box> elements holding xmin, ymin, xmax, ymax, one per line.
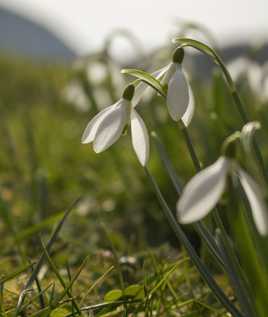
<box><xmin>132</xmin><ymin>48</ymin><xmax>195</xmax><ymax>126</ymax></box>
<box><xmin>81</xmin><ymin>85</ymin><xmax>150</xmax><ymax>166</ymax></box>
<box><xmin>177</xmin><ymin>136</ymin><xmax>268</xmax><ymax>236</ymax></box>
<box><xmin>159</xmin><ymin>48</ymin><xmax>195</xmax><ymax>126</ymax></box>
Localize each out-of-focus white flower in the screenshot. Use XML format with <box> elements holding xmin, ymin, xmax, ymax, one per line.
<box><xmin>177</xmin><ymin>156</ymin><xmax>268</xmax><ymax>236</ymax></box>
<box><xmin>81</xmin><ymin>85</ymin><xmax>150</xmax><ymax>166</ymax></box>
<box><xmin>63</xmin><ymin>80</ymin><xmax>89</xmax><ymax>112</ymax></box>
<box><xmin>227</xmin><ymin>57</ymin><xmax>263</xmax><ymax>95</ymax></box>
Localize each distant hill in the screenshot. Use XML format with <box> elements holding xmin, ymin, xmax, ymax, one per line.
<box><xmin>0</xmin><ymin>6</ymin><xmax>77</xmax><ymax>62</ymax></box>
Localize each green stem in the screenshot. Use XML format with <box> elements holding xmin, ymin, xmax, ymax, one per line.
<box><xmin>178</xmin><ymin>121</ymin><xmax>253</xmax><ymax>314</ymax></box>
<box><xmin>152</xmin><ymin>131</ymin><xmax>226</xmax><ymax>270</ymax></box>
<box><xmin>214</xmin><ymin>209</ymin><xmax>255</xmax><ymax>317</ymax></box>
<box><xmin>145</xmin><ymin>168</ymin><xmax>244</xmax><ymax>317</ymax></box>
<box><xmin>179</xmin><ymin>121</ymin><xmax>201</xmax><ymax>171</ymax></box>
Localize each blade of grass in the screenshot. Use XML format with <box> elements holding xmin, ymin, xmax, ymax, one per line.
<box><xmin>0</xmin><ymin>262</ymin><xmax>34</xmax><ymax>285</ymax></box>
<box><xmin>39</xmin><ymin>239</ymin><xmax>81</xmax><ymax>315</ymax></box>
<box><xmin>16</xmin><ymin>197</ymin><xmax>81</xmax><ymax>313</ymax></box>
<box><xmin>144</xmin><ymin>168</ymin><xmax>244</xmax><ymax>317</ymax></box>
<box><xmin>152</xmin><ymin>130</ymin><xmax>226</xmax><ymax>271</ymax></box>
<box><xmin>56</xmin><ymin>256</ymin><xmax>89</xmax><ymax>306</ymax></box>
<box><xmin>79</xmin><ymin>265</ymin><xmax>114</xmax><ymax>305</ymax></box>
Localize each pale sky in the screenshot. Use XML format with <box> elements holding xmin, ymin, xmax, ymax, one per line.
<box><xmin>1</xmin><ymin>0</ymin><xmax>268</xmax><ymax>54</ymax></box>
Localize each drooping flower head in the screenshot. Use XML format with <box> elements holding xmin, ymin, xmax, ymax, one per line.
<box><xmin>81</xmin><ymin>84</ymin><xmax>150</xmax><ymax>166</ymax></box>
<box><xmin>162</xmin><ymin>47</ymin><xmax>195</xmax><ymax>126</ymax></box>
<box><xmin>177</xmin><ymin>127</ymin><xmax>268</xmax><ymax>236</ymax></box>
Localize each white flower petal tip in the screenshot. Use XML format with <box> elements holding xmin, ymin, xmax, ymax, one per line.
<box><xmin>132</xmin><ymin>82</ymin><xmax>147</xmax><ymax>107</ymax></box>
<box><xmin>238</xmin><ymin>169</ymin><xmax>268</xmax><ymax>236</ymax></box>
<box><xmin>81</xmin><ymin>105</ymin><xmax>113</xmax><ymax>144</ymax></box>
<box><xmin>177</xmin><ymin>157</ymin><xmax>230</xmax><ymax>224</ymax></box>
<box><xmin>161</xmin><ymin>63</ymin><xmax>176</xmax><ymax>85</ymax></box>
<box><xmin>92</xmin><ymin>100</ymin><xmax>129</xmax><ymax>153</ymax></box>
<box><xmin>167</xmin><ymin>66</ymin><xmax>190</xmax><ymax>122</ymax></box>
<box><xmin>131</xmin><ymin>109</ymin><xmax>150</xmax><ymax>166</ymax></box>
<box><xmin>182</xmin><ymin>83</ymin><xmax>195</xmax><ymax>127</ymax></box>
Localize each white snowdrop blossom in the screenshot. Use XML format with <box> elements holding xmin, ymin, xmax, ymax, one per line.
<box><xmin>132</xmin><ymin>51</ymin><xmax>194</xmax><ymax>126</ymax></box>
<box><xmin>163</xmin><ymin>62</ymin><xmax>193</xmax><ymax>124</ymax></box>
<box><xmin>177</xmin><ymin>156</ymin><xmax>268</xmax><ymax>236</ymax></box>
<box><xmin>81</xmin><ymin>87</ymin><xmax>150</xmax><ymax>166</ymax></box>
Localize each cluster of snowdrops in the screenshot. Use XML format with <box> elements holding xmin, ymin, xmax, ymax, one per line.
<box><xmin>80</xmin><ymin>34</ymin><xmax>268</xmax><ymax>316</ymax></box>
<box><xmin>81</xmin><ymin>43</ymin><xmax>268</xmax><ymax>237</ymax></box>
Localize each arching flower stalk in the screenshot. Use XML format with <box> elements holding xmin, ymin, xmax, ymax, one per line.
<box><xmin>81</xmin><ymin>84</ymin><xmax>150</xmax><ymax>166</ymax></box>
<box><xmin>177</xmin><ymin>130</ymin><xmax>268</xmax><ymax>236</ymax></box>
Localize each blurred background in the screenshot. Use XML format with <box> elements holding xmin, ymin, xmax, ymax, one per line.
<box><xmin>1</xmin><ymin>0</ymin><xmax>268</xmax><ymax>60</ymax></box>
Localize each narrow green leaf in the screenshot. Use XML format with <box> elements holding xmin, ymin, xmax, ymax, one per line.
<box><xmin>23</xmin><ymin>197</ymin><xmax>81</xmax><ymax>291</ymax></box>
<box><xmin>144</xmin><ymin>168</ymin><xmax>244</xmax><ymax>317</ymax></box>
<box><xmin>15</xmin><ymin>212</ymin><xmax>64</xmax><ymax>242</ymax></box>
<box><xmin>0</xmin><ymin>262</ymin><xmax>34</xmax><ymax>284</ymax></box>
<box><xmin>121</xmin><ymin>68</ymin><xmax>166</xmax><ymax>97</ymax></box>
<box><xmin>39</xmin><ymin>239</ymin><xmax>81</xmax><ymax>315</ymax></box>
<box><xmin>15</xmin><ymin>197</ymin><xmax>82</xmax><ymax>315</ymax></box>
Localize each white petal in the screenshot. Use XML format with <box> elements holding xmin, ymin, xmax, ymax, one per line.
<box><xmin>93</xmin><ymin>100</ymin><xmax>129</xmax><ymax>153</ymax></box>
<box><xmin>167</xmin><ymin>65</ymin><xmax>189</xmax><ymax>121</ymax></box>
<box><xmin>154</xmin><ymin>64</ymin><xmax>170</xmax><ymax>80</ymax></box>
<box><xmin>161</xmin><ymin>63</ymin><xmax>176</xmax><ymax>85</ymax></box>
<box><xmin>132</xmin><ymin>82</ymin><xmax>148</xmax><ymax>107</ymax></box>
<box><xmin>238</xmin><ymin>169</ymin><xmax>268</xmax><ymax>236</ymax></box>
<box><xmin>182</xmin><ymin>83</ymin><xmax>195</xmax><ymax>126</ymax></box>
<box><xmin>177</xmin><ymin>157</ymin><xmax>230</xmax><ymax>224</ymax></box>
<box><xmin>130</xmin><ymin>109</ymin><xmax>150</xmax><ymax>166</ymax></box>
<box><xmin>81</xmin><ymin>103</ymin><xmax>118</xmax><ymax>144</ymax></box>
